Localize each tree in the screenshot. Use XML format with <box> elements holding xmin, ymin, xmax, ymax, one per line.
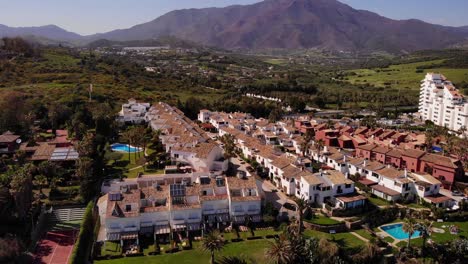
<box><xmin>352</xmin><ymin>240</ymin><xmax>383</xmax><ymax>264</ymax></box>
<box><xmin>417</xmin><ymin>220</ymin><xmax>432</xmax><ymax>250</ymax></box>
<box><xmin>300</xmin><ymin>129</ymin><xmax>315</xmax><ymax>157</ymax></box>
<box><xmin>316</xmin><ymin>139</ymin><xmax>325</xmax><ymax>156</ymax></box>
<box><xmin>293</xmin><ymin>196</ymin><xmax>308</xmax><ymax>234</ymax></box>
<box><xmin>202</xmin><ymin>230</ymin><xmax>225</xmax><ymax>264</ymax></box>
<box><xmin>267</xmin><ymin>234</ymin><xmax>292</xmax><ymax>264</ymax></box>
<box><xmin>76</xmin><ymin>157</ymin><xmax>94</xmax><ymax>201</ymax></box>
<box><xmin>0</xmin><ymin>236</ymin><xmax>22</xmax><ymax>263</ymax></box>
<box><xmin>220</xmin><ymin>134</ymin><xmax>236</xmax><ymax>160</ymax></box>
<box><xmin>33</xmin><ymin>174</ymin><xmax>48</xmax><ymax>194</ymax></box>
<box><xmin>402</xmin><ymin>218</ymin><xmax>417</xmax><ymax>248</ymax></box>
<box><xmin>10</xmin><ymin>164</ymin><xmax>34</xmax><ymax>220</ymax></box>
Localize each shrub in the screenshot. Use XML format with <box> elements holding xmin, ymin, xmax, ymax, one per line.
<box><xmin>70</xmin><ymin>201</ymin><xmax>94</xmax><ymax>264</ymax></box>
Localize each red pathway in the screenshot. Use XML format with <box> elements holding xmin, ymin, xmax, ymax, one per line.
<box><xmin>34</xmin><ymin>229</ymin><xmax>78</xmax><ymax>264</ymax></box>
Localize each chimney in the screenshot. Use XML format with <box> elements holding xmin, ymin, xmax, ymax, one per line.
<box><xmin>387</xmin><ymin>164</ymin><xmax>391</xmax><ymax>169</ymax></box>
<box><xmin>363</xmin><ymin>159</ymin><xmax>367</xmax><ymax>167</ymax></box>
<box><xmin>343</xmin><ymin>155</ymin><xmax>347</xmax><ymax>162</ymax></box>
<box><xmin>345</xmin><ymin>172</ymin><xmax>350</xmax><ymax>179</ymax></box>
<box><xmin>404</xmin><ymin>168</ymin><xmax>408</xmax><ymax>178</ymax></box>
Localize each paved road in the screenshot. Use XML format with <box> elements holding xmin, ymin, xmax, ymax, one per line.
<box><xmin>230</xmin><ymin>156</ymin><xmax>299</xmax><ymax>220</ymax></box>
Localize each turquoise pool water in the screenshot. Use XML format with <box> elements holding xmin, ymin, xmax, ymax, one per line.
<box><xmin>381</xmin><ymin>223</ymin><xmax>421</xmax><ymax>240</ymax></box>
<box><xmin>111</xmin><ymin>143</ymin><xmax>142</xmax><ymax>153</ymax></box>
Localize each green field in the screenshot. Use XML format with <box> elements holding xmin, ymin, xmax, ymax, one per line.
<box><xmin>346</xmin><ymin>59</ymin><xmax>468</xmax><ymax>90</ymax></box>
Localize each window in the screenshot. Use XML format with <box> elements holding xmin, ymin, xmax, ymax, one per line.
<box><xmin>345</xmin><ymin>184</ymin><xmax>351</xmax><ymax>189</ymax></box>
<box><xmin>125</xmin><ymin>204</ymin><xmax>131</xmax><ymax>212</ymax></box>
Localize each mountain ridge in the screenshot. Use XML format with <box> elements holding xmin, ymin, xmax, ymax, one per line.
<box><xmin>1</xmin><ymin>0</ymin><xmax>467</xmax><ymax>52</ymax></box>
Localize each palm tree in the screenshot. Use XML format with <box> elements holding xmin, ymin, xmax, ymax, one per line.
<box><xmin>121</xmin><ymin>129</ymin><xmax>134</xmax><ymax>163</ymax></box>
<box><xmin>300</xmin><ymin>129</ymin><xmax>315</xmax><ymax>157</ymax></box>
<box><xmin>202</xmin><ymin>230</ymin><xmax>225</xmax><ymax>264</ymax></box>
<box><xmin>267</xmin><ymin>234</ymin><xmax>292</xmax><ymax>264</ymax></box>
<box><xmin>417</xmin><ymin>220</ymin><xmax>432</xmax><ymax>250</ymax></box>
<box><xmin>293</xmin><ymin>196</ymin><xmax>308</xmax><ymax>234</ymax></box>
<box><xmin>217</xmin><ymin>256</ymin><xmax>248</xmax><ymax>264</ymax></box>
<box><xmin>402</xmin><ymin>218</ymin><xmax>417</xmax><ymax>248</ymax></box>
<box><xmin>33</xmin><ymin>174</ymin><xmax>48</xmax><ymax>194</ymax></box>
<box><xmin>316</xmin><ymin>139</ymin><xmax>325</xmax><ymax>156</ymax></box>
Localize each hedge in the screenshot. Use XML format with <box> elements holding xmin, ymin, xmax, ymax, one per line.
<box><xmin>69</xmin><ymin>201</ymin><xmax>94</xmax><ymax>264</ymax></box>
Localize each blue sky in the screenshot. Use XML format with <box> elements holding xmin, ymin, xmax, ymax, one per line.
<box><xmin>1</xmin><ymin>0</ymin><xmax>467</xmax><ymax>35</ymax></box>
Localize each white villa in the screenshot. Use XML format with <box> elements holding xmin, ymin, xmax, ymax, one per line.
<box><xmin>117</xmin><ymin>99</ymin><xmax>150</xmax><ymax>124</ymax></box>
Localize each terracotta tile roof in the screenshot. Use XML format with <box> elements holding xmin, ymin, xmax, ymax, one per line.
<box><xmin>421</xmin><ymin>153</ymin><xmax>458</xmax><ymax>169</ymax></box>
<box><xmin>325</xmin><ymin>170</ymin><xmax>353</xmax><ymax>185</ymax></box>
<box><xmin>358</xmin><ymin>144</ymin><xmax>376</xmax><ymax>151</ymax></box>
<box><xmin>371</xmin><ymin>185</ymin><xmax>400</xmax><ymax>196</ymax></box>
<box><xmin>31</xmin><ymin>143</ymin><xmax>56</xmax><ymax>161</ymax></box>
<box><xmin>387</xmin><ymin>149</ymin><xmax>403</xmax><ymax>158</ymax></box>
<box><xmin>335</xmin><ymin>193</ymin><xmax>367</xmax><ymax>203</ymax></box>
<box><xmin>402</xmin><ymin>149</ymin><xmax>425</xmax><ymax>159</ymax></box>
<box><xmin>271</xmin><ymin>155</ymin><xmax>292</xmax><ymax>169</ymax></box>
<box><xmin>363</xmin><ymin>161</ymin><xmax>385</xmax><ymax>171</ymax></box>
<box><xmin>0</xmin><ymin>134</ymin><xmax>20</xmax><ymax>143</ymax></box>
<box><xmin>376</xmin><ymin>167</ymin><xmax>404</xmax><ymax>179</ymax></box>
<box><xmin>302</xmin><ymin>174</ymin><xmax>323</xmax><ymax>185</ymax></box>
<box><xmin>424</xmin><ymin>194</ymin><xmax>452</xmax><ymax>204</ymax></box>
<box><xmin>373</xmin><ymin>146</ymin><xmax>391</xmax><ymax>154</ymax></box>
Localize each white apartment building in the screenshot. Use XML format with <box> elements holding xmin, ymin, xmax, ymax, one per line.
<box><xmin>98</xmin><ymin>173</ymin><xmax>262</xmax><ymax>244</ymax></box>
<box><xmin>418</xmin><ymin>73</ymin><xmax>468</xmax><ymax>134</ymax></box>
<box><xmin>117</xmin><ymin>99</ymin><xmax>150</xmax><ymax>124</ymax></box>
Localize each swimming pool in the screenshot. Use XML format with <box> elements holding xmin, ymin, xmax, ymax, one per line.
<box><xmin>381</xmin><ymin>223</ymin><xmax>421</xmax><ymax>240</ymax></box>
<box><xmin>111</xmin><ymin>143</ymin><xmax>142</xmax><ymax>153</ymax></box>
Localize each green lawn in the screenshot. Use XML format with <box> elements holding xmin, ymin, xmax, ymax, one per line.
<box><xmin>353</xmin><ymin>229</ymin><xmax>374</xmax><ymax>241</ymax></box>
<box><xmin>304</xmin><ymin>215</ymin><xmax>342</xmax><ymax>226</ymax></box>
<box><xmin>368</xmin><ymin>196</ymin><xmax>392</xmax><ymax>206</ymax></box>
<box><xmin>383</xmin><ymin>236</ymin><xmax>395</xmax><ymax>244</ymax></box>
<box><xmin>303</xmin><ymin>230</ymin><xmax>366</xmax><ymax>249</ymax></box>
<box><xmin>96</xmin><ymin>239</ymin><xmax>271</xmax><ymax>264</ymax></box>
<box><xmin>346</xmin><ymin>59</ymin><xmax>468</xmax><ymax>91</ymax></box>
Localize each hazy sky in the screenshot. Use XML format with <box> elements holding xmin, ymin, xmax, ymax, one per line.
<box><xmin>1</xmin><ymin>0</ymin><xmax>467</xmax><ymax>35</ymax></box>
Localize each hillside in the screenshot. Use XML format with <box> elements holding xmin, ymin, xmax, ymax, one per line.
<box><xmin>91</xmin><ymin>0</ymin><xmax>467</xmax><ymax>52</ymax></box>
<box><xmin>1</xmin><ymin>0</ymin><xmax>468</xmax><ymax>52</ymax></box>
<box><xmin>0</xmin><ymin>24</ymin><xmax>82</xmax><ymax>41</ymax></box>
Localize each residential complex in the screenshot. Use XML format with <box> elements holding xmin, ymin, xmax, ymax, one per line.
<box><xmin>418</xmin><ymin>73</ymin><xmax>468</xmax><ymax>133</ymax></box>
<box><xmin>99</xmin><ymin>102</ymin><xmax>258</xmax><ymax>245</ymax></box>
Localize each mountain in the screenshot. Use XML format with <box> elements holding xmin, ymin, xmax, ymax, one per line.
<box><xmin>0</xmin><ymin>24</ymin><xmax>82</xmax><ymax>41</ymax></box>
<box><xmin>1</xmin><ymin>0</ymin><xmax>468</xmax><ymax>52</ymax></box>
<box><xmin>90</xmin><ymin>0</ymin><xmax>468</xmax><ymax>52</ymax></box>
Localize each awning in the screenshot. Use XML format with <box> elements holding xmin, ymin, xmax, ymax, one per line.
<box><xmin>251</xmin><ymin>215</ymin><xmax>262</xmax><ymax>222</ymax></box>
<box><xmin>121</xmin><ymin>232</ymin><xmax>138</xmax><ymax>240</ymax></box>
<box><xmin>232</xmin><ymin>216</ymin><xmax>246</xmax><ymax>223</ymax></box>
<box><xmin>172</xmin><ymin>224</ymin><xmax>186</xmax><ymax>232</ymax></box>
<box><xmin>187</xmin><ymin>223</ymin><xmax>201</xmax><ymax>231</ymax></box>
<box><xmin>154</xmin><ymin>225</ymin><xmax>170</xmax><ymax>235</ymax></box>
<box><xmin>139</xmin><ymin>226</ymin><xmax>154</xmax><ymax>234</ymax></box>
<box><xmin>106</xmin><ymin>233</ymin><xmax>121</xmax><ymax>241</ymax></box>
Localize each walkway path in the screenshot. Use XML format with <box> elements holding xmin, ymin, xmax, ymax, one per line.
<box><xmin>350</xmin><ymin>231</ymin><xmax>369</xmax><ymax>243</ymax></box>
